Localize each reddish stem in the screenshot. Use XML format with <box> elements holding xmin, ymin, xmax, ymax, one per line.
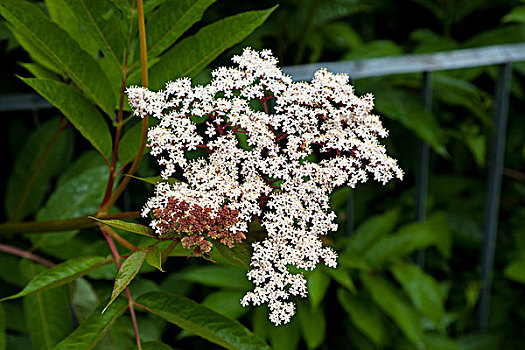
<box><xmin>0</xmin><ymin>243</ymin><xmax>55</xmax><ymax>268</ymax></box>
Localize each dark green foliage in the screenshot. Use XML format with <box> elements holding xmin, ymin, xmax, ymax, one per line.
<box><xmin>1</xmin><ymin>0</ymin><xmax>525</xmax><ymax>349</ymax></box>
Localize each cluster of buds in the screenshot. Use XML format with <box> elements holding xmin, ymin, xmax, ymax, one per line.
<box><xmin>151</xmin><ymin>192</ymin><xmax>245</xmax><ymax>255</ymax></box>
<box><xmin>127</xmin><ymin>48</ymin><xmax>403</xmax><ymax>325</ymax></box>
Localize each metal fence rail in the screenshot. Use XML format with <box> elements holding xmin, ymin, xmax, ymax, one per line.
<box><xmin>3</xmin><ymin>43</ymin><xmax>525</xmax><ymax>332</ymax></box>
<box><xmin>284</xmin><ymin>43</ymin><xmax>525</xmax><ymax>332</ymax></box>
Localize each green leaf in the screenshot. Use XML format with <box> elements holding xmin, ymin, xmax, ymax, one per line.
<box><xmin>34</xmin><ymin>161</ymin><xmax>111</xmax><ymax>248</ymax></box>
<box><xmin>126</xmin><ymin>175</ymin><xmax>181</xmax><ymax>186</ymax></box>
<box><xmin>0</xmin><ymin>0</ymin><xmax>116</xmax><ymax>115</ymax></box>
<box><xmin>147</xmin><ymin>0</ymin><xmax>216</xmax><ymax>58</ymax></box>
<box><xmin>118</xmin><ymin>121</ymin><xmax>144</xmax><ymax>165</ymax></box>
<box><xmin>2</xmin><ymin>257</ymin><xmax>110</xmax><ymax>301</ymax></box>
<box><xmin>104</xmin><ymin>248</ymin><xmax>148</xmax><ymax>312</ymax></box>
<box><xmin>391</xmin><ymin>263</ymin><xmax>445</xmax><ymax>329</ymax></box>
<box><xmin>145</xmin><ymin>245</ymin><xmax>164</xmax><ymax>272</ymax></box>
<box><xmin>306</xmin><ymin>268</ymin><xmax>330</xmax><ymax>310</ymax></box>
<box><xmin>171</xmin><ymin>265</ymin><xmax>252</xmax><ymax>290</ymax></box>
<box><xmin>464</xmin><ymin>25</ymin><xmax>525</xmax><ymax>47</ymax></box>
<box><xmin>145</xmin><ymin>6</ymin><xmax>277</xmax><ymax>90</ymax></box>
<box><xmin>20</xmin><ymin>260</ymin><xmax>72</xmax><ymax>350</ymax></box>
<box><xmin>343</xmin><ymin>39</ymin><xmax>403</xmax><ymax>60</ymax></box>
<box><xmin>361</xmin><ymin>273</ymin><xmax>424</xmax><ymax>349</ymax></box>
<box><xmin>434</xmin><ymin>74</ymin><xmax>491</xmax><ymax>124</ymax></box>
<box><xmin>5</xmin><ymin>118</ymin><xmax>72</xmax><ymax>222</ymax></box>
<box><xmin>137</xmin><ymin>291</ymin><xmax>270</xmax><ymax>350</ymax></box>
<box><xmin>322</xmin><ymin>266</ymin><xmax>356</xmax><ymax>293</ymax></box>
<box><xmin>201</xmin><ymin>290</ymin><xmax>249</xmax><ymax>319</ymax></box>
<box><xmin>90</xmin><ymin>218</ymin><xmax>156</xmax><ymax>238</ymax></box>
<box><xmin>53</xmin><ymin>297</ymin><xmax>127</xmax><ymax>350</ymax></box>
<box><xmin>7</xmin><ymin>23</ymin><xmax>60</xmax><ymax>74</ymax></box>
<box><xmin>63</xmin><ymin>0</ymin><xmax>123</xmax><ymax>76</ymax></box>
<box><xmin>215</xmin><ymin>241</ymin><xmax>252</xmax><ymax>269</ymax></box>
<box><xmin>372</xmin><ymin>86</ymin><xmax>447</xmax><ymax>156</ymax></box>
<box><xmin>502</xmin><ymin>6</ymin><xmax>525</xmax><ymax>24</ymax></box>
<box><xmin>0</xmin><ymin>303</ymin><xmax>5</xmax><ymax>350</ymax></box>
<box><xmin>268</xmin><ymin>318</ymin><xmax>300</xmax><ymax>350</ymax></box>
<box><xmin>44</xmin><ymin>0</ymin><xmax>99</xmax><ymax>57</ymax></box>
<box><xmin>20</xmin><ymin>62</ymin><xmax>60</xmax><ymax>80</ymax></box>
<box><xmin>347</xmin><ymin>208</ymin><xmax>400</xmax><ymax>253</ymax></box>
<box><xmin>142</xmin><ymin>341</ymin><xmax>174</xmax><ymax>350</ymax></box>
<box><xmin>297</xmin><ymin>302</ymin><xmax>326</xmax><ymax>350</ymax></box>
<box><xmin>363</xmin><ymin>212</ymin><xmax>451</xmax><ymax>266</ymax></box>
<box><xmin>337</xmin><ymin>288</ymin><xmax>384</xmax><ymax>347</ymax></box>
<box><xmin>504</xmin><ymin>259</ymin><xmax>525</xmax><ymax>284</ymax></box>
<box><xmin>21</xmin><ymin>78</ymin><xmax>113</xmax><ymax>159</ymax></box>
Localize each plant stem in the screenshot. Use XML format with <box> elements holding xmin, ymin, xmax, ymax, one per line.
<box><xmin>99</xmin><ymin>0</ymin><xmax>149</xmax><ymax>214</ymax></box>
<box><xmin>0</xmin><ymin>211</ymin><xmax>141</xmax><ymax>235</ymax></box>
<box><xmin>103</xmin><ymin>225</ymin><xmax>139</xmax><ymax>252</ymax></box>
<box><xmin>100</xmin><ymin>225</ymin><xmax>142</xmax><ymax>350</ymax></box>
<box><xmin>0</xmin><ymin>243</ymin><xmax>55</xmax><ymax>267</ymax></box>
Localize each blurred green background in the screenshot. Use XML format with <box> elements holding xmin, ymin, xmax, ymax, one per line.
<box><xmin>1</xmin><ymin>0</ymin><xmax>525</xmax><ymax>349</ymax></box>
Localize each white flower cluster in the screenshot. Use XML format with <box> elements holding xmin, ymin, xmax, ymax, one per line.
<box><xmin>126</xmin><ymin>48</ymin><xmax>403</xmax><ymax>325</ymax></box>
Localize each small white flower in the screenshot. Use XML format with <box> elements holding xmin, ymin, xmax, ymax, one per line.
<box><xmin>126</xmin><ymin>47</ymin><xmax>403</xmax><ymax>325</ymax></box>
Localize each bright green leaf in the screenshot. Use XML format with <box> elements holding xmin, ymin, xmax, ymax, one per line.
<box><xmin>63</xmin><ymin>0</ymin><xmax>123</xmax><ymax>77</ymax></box>
<box><xmin>337</xmin><ymin>288</ymin><xmax>384</xmax><ymax>347</ymax></box>
<box><xmin>2</xmin><ymin>257</ymin><xmax>110</xmax><ymax>301</ymax></box>
<box><xmin>0</xmin><ymin>0</ymin><xmax>116</xmax><ymax>114</ymax></box>
<box><xmin>104</xmin><ymin>248</ymin><xmax>148</xmax><ymax>312</ymax></box>
<box><xmin>21</xmin><ymin>78</ymin><xmax>112</xmax><ymax>159</ymax></box>
<box><xmin>502</xmin><ymin>7</ymin><xmax>525</xmax><ymax>24</ymax></box>
<box><xmin>44</xmin><ymin>0</ymin><xmax>99</xmax><ymax>57</ymax></box>
<box><xmin>53</xmin><ymin>297</ymin><xmax>127</xmax><ymax>350</ymax></box>
<box><xmin>20</xmin><ymin>260</ymin><xmax>71</xmax><ymax>350</ymax></box>
<box><xmin>20</xmin><ymin>62</ymin><xmax>60</xmax><ymax>80</ymax></box>
<box><xmin>391</xmin><ymin>263</ymin><xmax>445</xmax><ymax>329</ymax></box>
<box><xmin>361</xmin><ymin>273</ymin><xmax>424</xmax><ymax>349</ymax></box>
<box><xmin>136</xmin><ymin>291</ymin><xmax>270</xmax><ymax>350</ymax></box>
<box><xmin>504</xmin><ymin>259</ymin><xmax>525</xmax><ymax>284</ymax></box>
<box><xmin>147</xmin><ymin>0</ymin><xmax>216</xmax><ymax>58</ymax></box>
<box><xmin>145</xmin><ymin>245</ymin><xmax>164</xmax><ymax>272</ymax></box>
<box><xmin>90</xmin><ymin>218</ymin><xmax>156</xmax><ymax>238</ymax></box>
<box><xmin>145</xmin><ymin>6</ymin><xmax>277</xmax><ymax>90</ymax></box>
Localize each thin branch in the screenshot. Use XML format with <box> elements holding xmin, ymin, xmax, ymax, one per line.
<box><xmin>503</xmin><ymin>167</ymin><xmax>525</xmax><ymax>182</ymax></box>
<box><xmin>0</xmin><ymin>211</ymin><xmax>141</xmax><ymax>235</ymax></box>
<box><xmin>103</xmin><ymin>225</ymin><xmax>139</xmax><ymax>252</ymax></box>
<box><xmin>0</xmin><ymin>243</ymin><xmax>55</xmax><ymax>268</ymax></box>
<box><xmin>99</xmin><ymin>225</ymin><xmax>142</xmax><ymax>350</ymax></box>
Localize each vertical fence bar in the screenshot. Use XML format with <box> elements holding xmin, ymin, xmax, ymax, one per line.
<box><xmin>416</xmin><ymin>71</ymin><xmax>433</xmax><ymax>268</ymax></box>
<box><xmin>478</xmin><ymin>62</ymin><xmax>512</xmax><ymax>332</ymax></box>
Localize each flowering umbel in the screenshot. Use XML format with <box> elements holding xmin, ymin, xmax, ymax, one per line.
<box><xmin>126</xmin><ymin>48</ymin><xmax>403</xmax><ymax>325</ymax></box>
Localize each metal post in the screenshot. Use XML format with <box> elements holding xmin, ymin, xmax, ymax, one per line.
<box><xmin>416</xmin><ymin>71</ymin><xmax>433</xmax><ymax>268</ymax></box>
<box><xmin>478</xmin><ymin>62</ymin><xmax>512</xmax><ymax>332</ymax></box>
